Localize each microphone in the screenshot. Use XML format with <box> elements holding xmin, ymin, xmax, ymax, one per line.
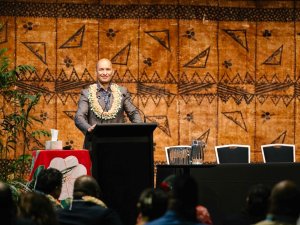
<box><xmin>122</xmin><ymin>93</ymin><xmax>146</xmax><ymax>123</ymax></box>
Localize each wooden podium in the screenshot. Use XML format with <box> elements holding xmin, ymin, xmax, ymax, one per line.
<box><xmin>90</xmin><ymin>123</ymin><xmax>157</xmax><ymax>225</ymax></box>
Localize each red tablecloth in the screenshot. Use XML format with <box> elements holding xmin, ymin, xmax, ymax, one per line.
<box><xmin>29</xmin><ymin>150</ymin><xmax>92</xmax><ymax>200</ymax></box>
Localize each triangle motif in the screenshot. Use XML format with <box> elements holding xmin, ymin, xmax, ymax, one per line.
<box><xmin>222</xmin><ymin>111</ymin><xmax>247</xmax><ymax>132</ymax></box>
<box><xmin>190</xmin><ymin>72</ymin><xmax>202</xmax><ymax>83</ymax></box>
<box><xmin>232</xmin><ymin>73</ymin><xmax>244</xmax><ymax>84</ymax></box>
<box><xmin>19</xmin><ymin>70</ymin><xmax>38</xmax><ymax>81</ymax></box>
<box><xmin>63</xmin><ymin>111</ymin><xmax>77</xmax><ymax>120</ymax></box>
<box><xmin>28</xmin><ymin>70</ymin><xmax>40</xmax><ymax>81</ymax></box>
<box><xmin>223</xmin><ymin>29</ymin><xmax>248</xmax><ymax>51</ymax></box>
<box><xmin>271</xmin><ymin>74</ymin><xmax>280</xmax><ymax>84</ymax></box>
<box><xmin>257</xmin><ymin>75</ymin><xmax>269</xmax><ymax>84</ymax></box>
<box><xmin>244</xmin><ymin>72</ymin><xmax>255</xmax><ymax>84</ymax></box>
<box><xmin>282</xmin><ymin>95</ymin><xmax>294</xmax><ymax>107</ymax></box>
<box><xmin>245</xmin><ymin>94</ymin><xmax>254</xmax><ymax>104</ymax></box>
<box><xmin>140</xmin><ymin>71</ymin><xmax>150</xmax><ymax>83</ymax></box>
<box><xmin>122</xmin><ymin>69</ymin><xmax>137</xmax><ymax>83</ymax></box>
<box><xmin>0</xmin><ymin>21</ymin><xmax>8</xmax><ymax>44</ymax></box>
<box><xmin>203</xmin><ymin>72</ymin><xmax>216</xmax><ymax>84</ymax></box>
<box><xmin>257</xmin><ymin>95</ymin><xmax>268</xmax><ymax>104</ymax></box>
<box><xmin>57</xmin><ymin>93</ymin><xmax>69</xmax><ymax>105</ymax></box>
<box><xmin>220</xmin><ymin>72</ymin><xmax>232</xmax><ymax>84</ymax></box>
<box><xmin>150</xmin><ymin>71</ymin><xmax>162</xmax><ymax>83</ymax></box>
<box><xmin>22</xmin><ymin>42</ymin><xmax>47</xmax><ymax>65</ymax></box>
<box><xmin>140</xmin><ymin>94</ymin><xmax>150</xmax><ymax>107</ymax></box>
<box><xmin>42</xmin><ymin>93</ymin><xmax>55</xmax><ymax>104</ymax></box>
<box><xmin>163</xmin><ymin>94</ymin><xmax>176</xmax><ymax>107</ymax></box>
<box><xmin>196</xmin><ymin>128</ymin><xmax>210</xmax><ymax>144</ymax></box>
<box><xmin>271</xmin><ymin>131</ymin><xmax>287</xmax><ymax>144</ymax></box>
<box><xmin>145</xmin><ymin>30</ymin><xmax>170</xmax><ymax>51</ymax></box>
<box><xmin>263</xmin><ymin>45</ymin><xmax>283</xmax><ymax>65</ymax></box>
<box><xmin>151</xmin><ymin>95</ymin><xmax>162</xmax><ymax>106</ymax></box>
<box><xmin>112</xmin><ymin>71</ymin><xmax>122</xmax><ymax>83</ymax></box>
<box><xmin>81</xmin><ymin>68</ymin><xmax>94</xmax><ymax>82</ymax></box>
<box><xmin>232</xmin><ymin>94</ymin><xmax>244</xmax><ymax>105</ymax></box>
<box><xmin>179</xmin><ymin>72</ymin><xmax>189</xmax><ymax>84</ymax></box>
<box><xmin>41</xmin><ymin>68</ymin><xmax>55</xmax><ymax>82</ymax></box>
<box><xmin>165</xmin><ymin>71</ymin><xmax>177</xmax><ymax>84</ymax></box>
<box><xmin>70</xmin><ymin>93</ymin><xmax>80</xmax><ymax>105</ymax></box>
<box><xmin>58</xmin><ymin>69</ymin><xmax>69</xmax><ymax>81</ymax></box>
<box><xmin>59</xmin><ymin>25</ymin><xmax>85</xmax><ymax>48</ymax></box>
<box><xmin>180</xmin><ymin>94</ymin><xmax>191</xmax><ymax>104</ymax></box>
<box><xmin>183</xmin><ymin>47</ymin><xmax>210</xmax><ymax>68</ymax></box>
<box><xmin>284</xmin><ymin>74</ymin><xmax>293</xmax><ymax>84</ymax></box>
<box><xmin>69</xmin><ymin>68</ymin><xmax>80</xmax><ymax>81</ymax></box>
<box><xmin>111</xmin><ymin>42</ymin><xmax>131</xmax><ymax>66</ymax></box>
<box><xmin>194</xmin><ymin>94</ymin><xmax>204</xmax><ymax>105</ymax></box>
<box><xmin>206</xmin><ymin>94</ymin><xmax>216</xmax><ymax>103</ymax></box>
<box><xmin>147</xmin><ymin>115</ymin><xmax>171</xmax><ymax>137</ymax></box>
<box><xmin>270</xmin><ymin>96</ymin><xmax>281</xmax><ymax>106</ymax></box>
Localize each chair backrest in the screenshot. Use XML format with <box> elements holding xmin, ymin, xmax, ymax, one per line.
<box><xmin>215</xmin><ymin>144</ymin><xmax>250</xmax><ymax>164</ymax></box>
<box><xmin>261</xmin><ymin>144</ymin><xmax>295</xmax><ymax>163</ymax></box>
<box><xmin>165</xmin><ymin>145</ymin><xmax>191</xmax><ymax>165</ymax></box>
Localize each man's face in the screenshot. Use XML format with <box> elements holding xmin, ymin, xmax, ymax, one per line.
<box><xmin>96</xmin><ymin>59</ymin><xmax>113</xmax><ymax>85</ymax></box>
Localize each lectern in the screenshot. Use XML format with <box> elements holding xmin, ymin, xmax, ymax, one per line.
<box><xmin>90</xmin><ymin>123</ymin><xmax>157</xmax><ymax>225</ymax></box>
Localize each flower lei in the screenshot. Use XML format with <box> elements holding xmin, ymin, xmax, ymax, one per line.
<box><xmin>82</xmin><ymin>196</ymin><xmax>107</xmax><ymax>208</ymax></box>
<box><xmin>88</xmin><ymin>83</ymin><xmax>122</xmax><ymax>120</ymax></box>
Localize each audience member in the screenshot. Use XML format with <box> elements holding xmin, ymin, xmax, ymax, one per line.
<box><xmin>136</xmin><ymin>188</ymin><xmax>168</xmax><ymax>225</ymax></box>
<box><xmin>0</xmin><ymin>181</ymin><xmax>17</xmax><ymax>225</ymax></box>
<box><xmin>223</xmin><ymin>183</ymin><xmax>271</xmax><ymax>225</ymax></box>
<box><xmin>34</xmin><ymin>168</ymin><xmax>63</xmax><ymax>209</ymax></box>
<box><xmin>196</xmin><ymin>205</ymin><xmax>213</xmax><ymax>225</ymax></box>
<box><xmin>255</xmin><ymin>180</ymin><xmax>300</xmax><ymax>225</ymax></box>
<box><xmin>146</xmin><ymin>175</ymin><xmax>205</xmax><ymax>225</ymax></box>
<box><xmin>18</xmin><ymin>192</ymin><xmax>59</xmax><ymax>225</ymax></box>
<box><xmin>159</xmin><ymin>174</ymin><xmax>213</xmax><ymax>225</ymax></box>
<box><xmin>0</xmin><ymin>181</ymin><xmax>36</xmax><ymax>225</ymax></box>
<box><xmin>57</xmin><ymin>175</ymin><xmax>123</xmax><ymax>225</ymax></box>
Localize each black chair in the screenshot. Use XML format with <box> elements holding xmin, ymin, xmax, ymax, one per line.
<box><xmin>215</xmin><ymin>144</ymin><xmax>250</xmax><ymax>164</ymax></box>
<box><xmin>261</xmin><ymin>144</ymin><xmax>295</xmax><ymax>163</ymax></box>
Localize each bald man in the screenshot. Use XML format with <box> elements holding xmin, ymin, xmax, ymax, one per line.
<box><xmin>57</xmin><ymin>175</ymin><xmax>123</xmax><ymax>225</ymax></box>
<box><xmin>74</xmin><ymin>58</ymin><xmax>142</xmax><ymax>150</ymax></box>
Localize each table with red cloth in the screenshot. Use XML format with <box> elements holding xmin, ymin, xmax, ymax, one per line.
<box><xmin>30</xmin><ymin>149</ymin><xmax>92</xmax><ymax>200</ymax></box>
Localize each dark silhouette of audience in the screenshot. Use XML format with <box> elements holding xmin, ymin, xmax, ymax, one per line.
<box><xmin>255</xmin><ymin>180</ymin><xmax>300</xmax><ymax>225</ymax></box>
<box><xmin>159</xmin><ymin>174</ymin><xmax>212</xmax><ymax>224</ymax></box>
<box><xmin>146</xmin><ymin>175</ymin><xmax>205</xmax><ymax>225</ymax></box>
<box><xmin>18</xmin><ymin>192</ymin><xmax>59</xmax><ymax>225</ymax></box>
<box><xmin>222</xmin><ymin>183</ymin><xmax>271</xmax><ymax>225</ymax></box>
<box><xmin>57</xmin><ymin>175</ymin><xmax>123</xmax><ymax>225</ymax></box>
<box><xmin>34</xmin><ymin>168</ymin><xmax>63</xmax><ymax>209</ymax></box>
<box><xmin>136</xmin><ymin>188</ymin><xmax>168</xmax><ymax>225</ymax></box>
<box><xmin>0</xmin><ymin>181</ymin><xmax>17</xmax><ymax>225</ymax></box>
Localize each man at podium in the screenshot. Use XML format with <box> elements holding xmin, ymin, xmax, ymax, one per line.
<box><xmin>74</xmin><ymin>58</ymin><xmax>142</xmax><ymax>150</ymax></box>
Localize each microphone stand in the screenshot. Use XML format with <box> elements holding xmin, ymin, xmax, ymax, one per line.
<box><xmin>123</xmin><ymin>93</ymin><xmax>146</xmax><ymax>123</ymax></box>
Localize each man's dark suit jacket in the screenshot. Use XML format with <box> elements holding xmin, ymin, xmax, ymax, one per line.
<box><xmin>57</xmin><ymin>201</ymin><xmax>123</xmax><ymax>225</ymax></box>
<box><xmin>74</xmin><ymin>83</ymin><xmax>142</xmax><ymax>150</ymax></box>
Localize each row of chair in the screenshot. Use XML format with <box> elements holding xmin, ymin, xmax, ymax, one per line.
<box><xmin>165</xmin><ymin>144</ymin><xmax>295</xmax><ymax>165</ymax></box>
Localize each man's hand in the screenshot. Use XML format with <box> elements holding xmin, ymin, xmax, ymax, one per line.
<box><xmin>88</xmin><ymin>124</ymin><xmax>96</xmax><ymax>133</ymax></box>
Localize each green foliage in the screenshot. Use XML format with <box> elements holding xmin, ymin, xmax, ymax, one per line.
<box><xmin>0</xmin><ymin>47</ymin><xmax>50</xmax><ymax>182</ymax></box>
<box><xmin>0</xmin><ymin>47</ymin><xmax>35</xmax><ymax>92</ymax></box>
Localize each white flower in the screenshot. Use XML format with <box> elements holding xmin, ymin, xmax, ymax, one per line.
<box><xmin>88</xmin><ymin>83</ymin><xmax>122</xmax><ymax>120</ymax></box>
